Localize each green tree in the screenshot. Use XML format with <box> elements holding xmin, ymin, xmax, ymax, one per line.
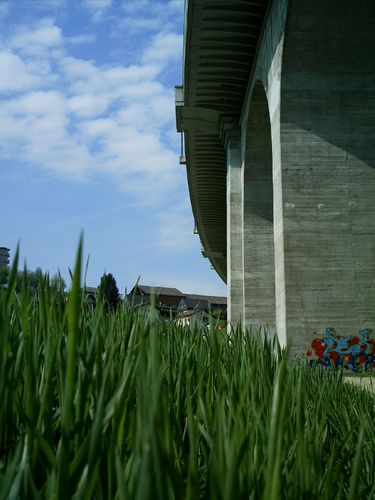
<box><xmin>29</xmin><ymin>267</ymin><xmax>43</xmax><ymax>294</ymax></box>
<box><xmin>15</xmin><ymin>268</ymin><xmax>42</xmax><ymax>294</ymax></box>
<box><xmin>4</xmin><ymin>266</ymin><xmax>64</xmax><ymax>295</ymax></box>
<box><xmin>0</xmin><ymin>268</ymin><xmax>8</xmax><ymax>286</ymax></box>
<box><xmin>99</xmin><ymin>273</ymin><xmax>120</xmax><ymax>310</ymax></box>
<box><xmin>51</xmin><ymin>273</ymin><xmax>66</xmax><ymax>292</ymax></box>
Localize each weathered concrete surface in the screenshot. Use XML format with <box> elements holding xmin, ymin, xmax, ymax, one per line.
<box><xmin>240</xmin><ymin>0</ymin><xmax>375</xmax><ymax>358</ymax></box>
<box><xmin>179</xmin><ymin>0</ymin><xmax>375</xmax><ymax>359</ymax></box>
<box><xmin>240</xmin><ymin>0</ymin><xmax>288</xmax><ymax>347</ymax></box>
<box><xmin>227</xmin><ymin>132</ymin><xmax>243</xmax><ymax>326</ymax></box>
<box><xmin>242</xmin><ymin>83</ymin><xmax>275</xmax><ymax>332</ymax></box>
<box><xmin>278</xmin><ymin>0</ymin><xmax>375</xmax><ymax>357</ymax></box>
<box><xmin>345</xmin><ymin>377</ymin><xmax>375</xmax><ymax>395</ymax></box>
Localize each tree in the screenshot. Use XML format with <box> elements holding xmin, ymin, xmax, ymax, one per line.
<box><xmin>14</xmin><ymin>268</ymin><xmax>43</xmax><ymax>294</ymax></box>
<box><xmin>99</xmin><ymin>273</ymin><xmax>120</xmax><ymax>310</ymax></box>
<box><xmin>3</xmin><ymin>266</ymin><xmax>65</xmax><ymax>295</ymax></box>
<box><xmin>29</xmin><ymin>267</ymin><xmax>43</xmax><ymax>294</ymax></box>
<box><xmin>0</xmin><ymin>268</ymin><xmax>8</xmax><ymax>286</ymax></box>
<box><xmin>51</xmin><ymin>273</ymin><xmax>66</xmax><ymax>292</ymax></box>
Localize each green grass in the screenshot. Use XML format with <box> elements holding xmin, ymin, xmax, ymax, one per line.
<box><xmin>0</xmin><ymin>247</ymin><xmax>374</xmax><ymax>499</ymax></box>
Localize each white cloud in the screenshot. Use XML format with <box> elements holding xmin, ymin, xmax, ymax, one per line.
<box><xmin>8</xmin><ymin>18</ymin><xmax>63</xmax><ymax>55</ymax></box>
<box><xmin>142</xmin><ymin>32</ymin><xmax>183</xmax><ymax>67</ymax></box>
<box><xmin>5</xmin><ymin>90</ymin><xmax>66</xmax><ymax>117</ymax></box>
<box><xmin>78</xmin><ymin>117</ymin><xmax>114</xmax><ymax>136</ymax></box>
<box><xmin>58</xmin><ymin>56</ymin><xmax>97</xmax><ymax>80</ymax></box>
<box><xmin>67</xmin><ymin>93</ymin><xmax>110</xmax><ymax>118</ymax></box>
<box><xmin>0</xmin><ymin>90</ymin><xmax>91</xmax><ymax>178</ymax></box>
<box><xmin>121</xmin><ymin>0</ymin><xmax>183</xmax><ymax>34</ymax></box>
<box><xmin>82</xmin><ymin>0</ymin><xmax>112</xmax><ymax>22</ymax></box>
<box><xmin>123</xmin><ymin>16</ymin><xmax>162</xmax><ymax>32</ymax></box>
<box><xmin>58</xmin><ymin>56</ymin><xmax>160</xmax><ymax>97</ymax></box>
<box><xmin>0</xmin><ymin>15</ymin><xmax>183</xmax><ymax>202</ymax></box>
<box><xmin>115</xmin><ymin>92</ymin><xmax>174</xmax><ymax>132</ymax></box>
<box><xmin>66</xmin><ymin>34</ymin><xmax>96</xmax><ymax>45</ymax></box>
<box><xmin>121</xmin><ymin>0</ymin><xmax>150</xmax><ymax>14</ymax></box>
<box><xmin>83</xmin><ymin>0</ymin><xmax>112</xmax><ymax>8</ymax></box>
<box><xmin>0</xmin><ymin>51</ymin><xmax>41</xmax><ymax>92</ymax></box>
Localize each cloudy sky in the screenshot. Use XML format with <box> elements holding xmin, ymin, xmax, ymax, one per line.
<box><xmin>0</xmin><ymin>0</ymin><xmax>226</xmax><ymax>296</ymax></box>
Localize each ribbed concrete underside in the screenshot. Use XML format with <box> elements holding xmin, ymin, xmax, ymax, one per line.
<box><xmin>183</xmin><ymin>0</ymin><xmax>268</xmax><ymax>281</ymax></box>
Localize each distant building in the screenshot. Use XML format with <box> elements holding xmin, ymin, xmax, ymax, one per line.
<box><xmin>0</xmin><ymin>247</ymin><xmax>10</xmax><ymax>270</ymax></box>
<box><xmin>127</xmin><ymin>283</ymin><xmax>227</xmax><ymax>321</ymax></box>
<box><xmin>128</xmin><ymin>284</ymin><xmax>185</xmax><ymax>308</ymax></box>
<box><xmin>135</xmin><ymin>302</ymin><xmax>161</xmax><ymax>321</ymax></box>
<box><xmin>83</xmin><ymin>286</ymin><xmax>98</xmax><ymax>306</ymax></box>
<box><xmin>179</xmin><ymin>294</ymin><xmax>227</xmax><ymax>318</ymax></box>
<box><xmin>176</xmin><ymin>309</ymin><xmax>213</xmax><ymax>328</ymax></box>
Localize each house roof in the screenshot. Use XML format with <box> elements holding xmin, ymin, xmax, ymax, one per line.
<box><xmin>185</xmin><ymin>294</ymin><xmax>227</xmax><ymax>305</ymax></box>
<box><xmin>132</xmin><ymin>285</ymin><xmax>185</xmax><ymax>297</ymax></box>
<box><xmin>129</xmin><ymin>284</ymin><xmax>227</xmax><ymax>306</ymax></box>
<box><xmin>84</xmin><ymin>286</ymin><xmax>98</xmax><ymax>294</ymax></box>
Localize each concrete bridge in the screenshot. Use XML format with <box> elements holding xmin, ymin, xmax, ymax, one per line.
<box><xmin>176</xmin><ymin>0</ymin><xmax>375</xmax><ymax>358</ymax></box>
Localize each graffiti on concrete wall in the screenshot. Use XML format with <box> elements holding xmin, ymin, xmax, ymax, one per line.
<box><xmin>307</xmin><ymin>328</ymin><xmax>375</xmax><ymax>372</ymax></box>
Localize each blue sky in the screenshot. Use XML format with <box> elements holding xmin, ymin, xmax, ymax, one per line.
<box><xmin>0</xmin><ymin>0</ymin><xmax>226</xmax><ymax>296</ymax></box>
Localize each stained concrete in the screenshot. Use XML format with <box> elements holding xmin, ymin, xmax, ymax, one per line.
<box><xmin>238</xmin><ymin>0</ymin><xmax>375</xmax><ymax>357</ymax></box>
<box><xmin>179</xmin><ymin>0</ymin><xmax>375</xmax><ymax>359</ymax></box>
<box><xmin>345</xmin><ymin>377</ymin><xmax>375</xmax><ymax>395</ymax></box>
<box><xmin>227</xmin><ymin>132</ymin><xmax>243</xmax><ymax>326</ymax></box>
<box><xmin>242</xmin><ymin>83</ymin><xmax>275</xmax><ymax>332</ymax></box>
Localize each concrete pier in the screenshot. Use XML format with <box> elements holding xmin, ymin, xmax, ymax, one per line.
<box><xmin>227</xmin><ymin>132</ymin><xmax>243</xmax><ymax>326</ymax></box>
<box><xmin>177</xmin><ymin>0</ymin><xmax>375</xmax><ymax>358</ymax></box>
<box><xmin>242</xmin><ymin>82</ymin><xmax>275</xmax><ymax>333</ymax></box>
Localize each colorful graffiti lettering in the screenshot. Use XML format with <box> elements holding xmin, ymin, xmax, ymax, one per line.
<box><xmin>307</xmin><ymin>328</ymin><xmax>375</xmax><ymax>372</ymax></box>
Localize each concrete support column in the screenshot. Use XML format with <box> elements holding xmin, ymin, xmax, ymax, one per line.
<box><xmin>274</xmin><ymin>0</ymin><xmax>375</xmax><ymax>357</ymax></box>
<box><xmin>242</xmin><ymin>83</ymin><xmax>276</xmax><ymax>333</ymax></box>
<box><xmin>227</xmin><ymin>132</ymin><xmax>243</xmax><ymax>327</ymax></box>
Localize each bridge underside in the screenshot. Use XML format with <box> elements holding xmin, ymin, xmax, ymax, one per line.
<box><xmin>177</xmin><ymin>0</ymin><xmax>268</xmax><ymax>280</ymax></box>
<box><xmin>177</xmin><ymin>0</ymin><xmax>375</xmax><ymax>358</ymax></box>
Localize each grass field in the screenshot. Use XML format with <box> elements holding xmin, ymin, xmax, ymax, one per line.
<box><xmin>0</xmin><ymin>245</ymin><xmax>374</xmax><ymax>499</ymax></box>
